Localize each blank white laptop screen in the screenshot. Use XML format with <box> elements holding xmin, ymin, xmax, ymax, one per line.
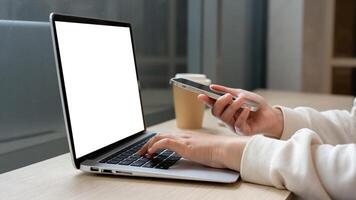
<box><xmin>55</xmin><ymin>21</ymin><xmax>145</xmax><ymax>158</ymax></box>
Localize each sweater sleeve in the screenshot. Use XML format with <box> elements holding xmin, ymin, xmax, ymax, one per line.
<box><xmin>240</xmin><ymin>131</ymin><xmax>356</xmax><ymax>200</ymax></box>
<box><xmin>274</xmin><ymin>98</ymin><xmax>356</xmax><ymax>144</ymax></box>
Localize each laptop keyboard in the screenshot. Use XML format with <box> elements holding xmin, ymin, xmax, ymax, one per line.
<box><xmin>99</xmin><ymin>135</ymin><xmax>181</xmax><ymax>170</ymax></box>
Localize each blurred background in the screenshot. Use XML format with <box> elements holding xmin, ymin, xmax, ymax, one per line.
<box><xmin>0</xmin><ymin>0</ymin><xmax>355</xmax><ymax>173</ymax></box>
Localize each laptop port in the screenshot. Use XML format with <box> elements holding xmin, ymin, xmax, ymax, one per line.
<box><xmin>102</xmin><ymin>169</ymin><xmax>112</xmax><ymax>173</ymax></box>
<box><xmin>90</xmin><ymin>167</ymin><xmax>99</xmax><ymax>172</ymax></box>
<box><xmin>115</xmin><ymin>171</ymin><xmax>132</xmax><ymax>175</ymax></box>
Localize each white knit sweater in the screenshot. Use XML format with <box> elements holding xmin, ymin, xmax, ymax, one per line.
<box><xmin>240</xmin><ymin>99</ymin><xmax>356</xmax><ymax>200</ymax></box>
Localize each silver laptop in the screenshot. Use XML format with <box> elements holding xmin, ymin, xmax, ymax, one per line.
<box><xmin>49</xmin><ymin>13</ymin><xmax>239</xmax><ymax>183</ymax></box>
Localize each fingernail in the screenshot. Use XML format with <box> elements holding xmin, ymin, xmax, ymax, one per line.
<box><xmin>234</xmin><ymin>126</ymin><xmax>241</xmax><ymax>133</ymax></box>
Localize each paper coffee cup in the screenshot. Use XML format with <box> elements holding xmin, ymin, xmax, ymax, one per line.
<box><xmin>172</xmin><ymin>74</ymin><xmax>211</xmax><ymax>129</ymax></box>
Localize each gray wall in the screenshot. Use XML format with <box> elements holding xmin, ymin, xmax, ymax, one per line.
<box><xmin>188</xmin><ymin>0</ymin><xmax>267</xmax><ymax>90</ymax></box>
<box><xmin>219</xmin><ymin>0</ymin><xmax>267</xmax><ymax>90</ymax></box>
<box><xmin>267</xmin><ymin>0</ymin><xmax>304</xmax><ymax>91</ymax></box>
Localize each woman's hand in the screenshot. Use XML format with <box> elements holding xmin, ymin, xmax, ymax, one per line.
<box><xmin>198</xmin><ymin>84</ymin><xmax>284</xmax><ymax>138</ymax></box>
<box><xmin>138</xmin><ymin>132</ymin><xmax>250</xmax><ymax>171</ymax></box>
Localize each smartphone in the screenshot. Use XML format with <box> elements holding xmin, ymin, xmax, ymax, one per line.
<box><xmin>170</xmin><ymin>78</ymin><xmax>259</xmax><ymax>112</ymax></box>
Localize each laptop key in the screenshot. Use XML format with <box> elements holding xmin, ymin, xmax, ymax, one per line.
<box><xmin>155</xmin><ymin>154</ymin><xmax>167</xmax><ymax>159</ymax></box>
<box><xmin>111</xmin><ymin>157</ymin><xmax>127</xmax><ymax>162</ymax></box>
<box><xmin>122</xmin><ymin>151</ymin><xmax>133</xmax><ymax>156</ymax></box>
<box><xmin>129</xmin><ymin>154</ymin><xmax>141</xmax><ymax>160</ymax></box>
<box><xmin>130</xmin><ymin>159</ymin><xmax>147</xmax><ymax>167</ymax></box>
<box><xmin>119</xmin><ymin>159</ymin><xmax>135</xmax><ymax>165</ymax></box>
<box><xmin>100</xmin><ymin>154</ymin><xmax>117</xmax><ymax>163</ymax></box>
<box><xmin>142</xmin><ymin>161</ymin><xmax>157</xmax><ymax>168</ymax></box>
<box><xmin>151</xmin><ymin>156</ymin><xmax>165</xmax><ymax>164</ymax></box>
<box><xmin>164</xmin><ymin>160</ymin><xmax>178</xmax><ymax>166</ymax></box>
<box><xmin>126</xmin><ymin>150</ymin><xmax>137</xmax><ymax>154</ymax></box>
<box><xmin>161</xmin><ymin>151</ymin><xmax>173</xmax><ymax>157</ymax></box>
<box><xmin>169</xmin><ymin>153</ymin><xmax>182</xmax><ymax>160</ymax></box>
<box><xmin>155</xmin><ymin>163</ymin><xmax>170</xmax><ymax>170</ymax></box>
<box><xmin>117</xmin><ymin>154</ymin><xmax>130</xmax><ymax>159</ymax></box>
<box><xmin>107</xmin><ymin>159</ymin><xmax>121</xmax><ymax>164</ymax></box>
<box><xmin>167</xmin><ymin>155</ymin><xmax>180</xmax><ymax>161</ymax></box>
<box><xmin>155</xmin><ymin>149</ymin><xmax>165</xmax><ymax>154</ymax></box>
<box><xmin>124</xmin><ymin>158</ymin><xmax>137</xmax><ymax>163</ymax></box>
<box><xmin>138</xmin><ymin>157</ymin><xmax>149</xmax><ymax>163</ymax></box>
<box><xmin>164</xmin><ymin>150</ymin><xmax>174</xmax><ymax>154</ymax></box>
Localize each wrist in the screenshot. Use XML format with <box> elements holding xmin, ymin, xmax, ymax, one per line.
<box><xmin>270</xmin><ymin>107</ymin><xmax>284</xmax><ymax>139</ymax></box>
<box><xmin>221</xmin><ymin>136</ymin><xmax>251</xmax><ymax>171</ymax></box>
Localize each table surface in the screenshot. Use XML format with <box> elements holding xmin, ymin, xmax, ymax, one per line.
<box><xmin>1</xmin><ymin>90</ymin><xmax>354</xmax><ymax>200</ymax></box>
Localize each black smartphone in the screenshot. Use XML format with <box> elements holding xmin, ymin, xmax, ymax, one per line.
<box><xmin>170</xmin><ymin>78</ymin><xmax>259</xmax><ymax>112</ymax></box>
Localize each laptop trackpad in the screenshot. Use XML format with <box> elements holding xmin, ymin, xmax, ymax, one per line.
<box><xmin>166</xmin><ymin>158</ymin><xmax>239</xmax><ymax>183</ymax></box>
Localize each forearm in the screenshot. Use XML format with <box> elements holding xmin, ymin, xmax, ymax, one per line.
<box><xmin>275</xmin><ymin>100</ymin><xmax>356</xmax><ymax>144</ymax></box>
<box><xmin>240</xmin><ymin>130</ymin><xmax>356</xmax><ymax>199</ymax></box>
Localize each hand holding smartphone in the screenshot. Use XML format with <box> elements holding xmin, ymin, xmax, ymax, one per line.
<box><xmin>170</xmin><ymin>78</ymin><xmax>259</xmax><ymax>112</ymax></box>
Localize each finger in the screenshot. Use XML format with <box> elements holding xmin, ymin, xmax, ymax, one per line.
<box><xmin>197</xmin><ymin>94</ymin><xmax>215</xmax><ymax>107</ymax></box>
<box><xmin>212</xmin><ymin>93</ymin><xmax>233</xmax><ymax>117</ymax></box>
<box><xmin>210</xmin><ymin>84</ymin><xmax>240</xmax><ymax>96</ymax></box>
<box><xmin>137</xmin><ymin>137</ymin><xmax>155</xmax><ymax>155</ymax></box>
<box><xmin>211</xmin><ymin>84</ymin><xmax>263</xmax><ymax>106</ymax></box>
<box><xmin>238</xmin><ymin>91</ymin><xmax>264</xmax><ymax>105</ymax></box>
<box><xmin>147</xmin><ymin>138</ymin><xmax>186</xmax><ymax>157</ymax></box>
<box><xmin>220</xmin><ymin>96</ymin><xmax>246</xmax><ymax>124</ymax></box>
<box><xmin>138</xmin><ymin>134</ymin><xmax>169</xmax><ymax>155</ymax></box>
<box><xmin>234</xmin><ymin>90</ymin><xmax>265</xmax><ymax>105</ymax></box>
<box><xmin>233</xmin><ymin>108</ymin><xmax>243</xmax><ymax>120</ymax></box>
<box><xmin>234</xmin><ymin>108</ymin><xmax>250</xmax><ymax>133</ymax></box>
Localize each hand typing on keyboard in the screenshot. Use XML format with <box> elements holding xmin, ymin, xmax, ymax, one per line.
<box><xmin>100</xmin><ymin>135</ymin><xmax>181</xmax><ymax>170</ymax></box>
<box><xmin>137</xmin><ymin>132</ymin><xmax>251</xmax><ymax>172</ymax></box>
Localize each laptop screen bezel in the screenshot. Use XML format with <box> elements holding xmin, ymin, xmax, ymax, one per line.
<box><xmin>49</xmin><ymin>13</ymin><xmax>147</xmax><ymax>169</ymax></box>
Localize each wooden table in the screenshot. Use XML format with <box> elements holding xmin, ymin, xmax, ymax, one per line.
<box><xmin>1</xmin><ymin>90</ymin><xmax>353</xmax><ymax>200</ymax></box>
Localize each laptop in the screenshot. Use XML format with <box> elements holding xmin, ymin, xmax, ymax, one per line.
<box><xmin>49</xmin><ymin>13</ymin><xmax>239</xmax><ymax>183</ymax></box>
